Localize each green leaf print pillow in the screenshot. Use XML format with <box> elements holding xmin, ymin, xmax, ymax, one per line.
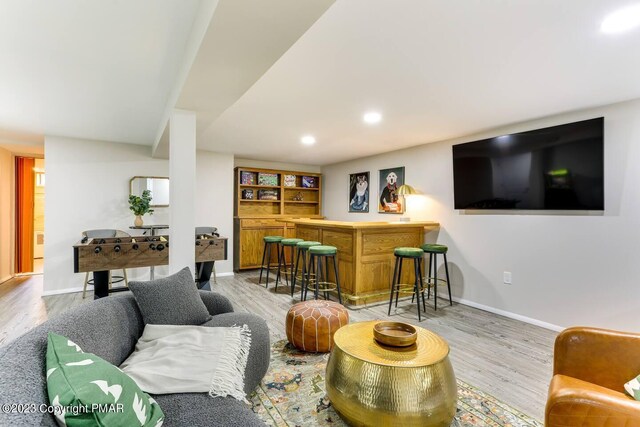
<box><xmin>46</xmin><ymin>332</ymin><xmax>164</xmax><ymax>426</ymax></box>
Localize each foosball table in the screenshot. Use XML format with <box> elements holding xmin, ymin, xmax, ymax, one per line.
<box><xmin>73</xmin><ymin>234</ymin><xmax>227</xmax><ymax>299</ymax></box>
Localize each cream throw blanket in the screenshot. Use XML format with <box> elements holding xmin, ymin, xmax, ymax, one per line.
<box><xmin>120</xmin><ymin>324</ymin><xmax>251</xmax><ymax>402</ymax></box>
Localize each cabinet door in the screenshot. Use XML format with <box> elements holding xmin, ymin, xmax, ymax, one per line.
<box><xmin>284</xmin><ymin>225</ymin><xmax>297</xmax><ymax>239</ymax></box>
<box><xmin>239</xmin><ymin>228</ymin><xmax>285</xmax><ymax>269</ymax></box>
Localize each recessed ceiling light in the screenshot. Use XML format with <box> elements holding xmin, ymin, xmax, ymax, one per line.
<box><xmin>363</xmin><ymin>111</ymin><xmax>382</xmax><ymax>124</ymax></box>
<box><xmin>601</xmin><ymin>3</ymin><xmax>640</xmax><ymax>34</ymax></box>
<box><xmin>301</xmin><ymin>135</ymin><xmax>316</xmax><ymax>145</ymax></box>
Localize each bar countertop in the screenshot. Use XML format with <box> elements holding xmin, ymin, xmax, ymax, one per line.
<box><xmin>283</xmin><ymin>218</ymin><xmax>439</xmax><ymax>230</ymax></box>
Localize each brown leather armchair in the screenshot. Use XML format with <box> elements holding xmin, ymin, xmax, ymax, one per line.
<box><xmin>546</xmin><ymin>327</ymin><xmax>640</xmax><ymax>426</ymax></box>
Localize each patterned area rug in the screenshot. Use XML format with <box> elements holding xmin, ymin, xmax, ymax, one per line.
<box><xmin>250</xmin><ymin>340</ymin><xmax>542</xmax><ymax>427</ymax></box>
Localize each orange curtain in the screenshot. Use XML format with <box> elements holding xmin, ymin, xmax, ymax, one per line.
<box><xmin>16</xmin><ymin>157</ymin><xmax>34</xmax><ymax>273</ymax></box>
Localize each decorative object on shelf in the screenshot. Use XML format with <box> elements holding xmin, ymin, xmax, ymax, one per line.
<box><xmin>292</xmin><ymin>192</ymin><xmax>304</xmax><ymax>201</ymax></box>
<box><xmin>378</xmin><ymin>166</ymin><xmax>405</xmax><ymax>213</ymax></box>
<box><xmin>258</xmin><ymin>189</ymin><xmax>279</xmax><ymax>200</ymax></box>
<box><xmin>128</xmin><ymin>189</ymin><xmax>154</xmax><ymax>227</ymax></box>
<box><xmin>283</xmin><ymin>174</ymin><xmax>297</xmax><ymax>187</ymax></box>
<box><xmin>373</xmin><ymin>321</ymin><xmax>417</xmax><ymax>347</ymax></box>
<box><xmin>302</xmin><ymin>176</ymin><xmax>316</xmax><ymax>188</ymax></box>
<box><xmin>242</xmin><ymin>189</ymin><xmax>254</xmax><ymax>200</ymax></box>
<box><xmin>258</xmin><ymin>172</ymin><xmax>279</xmax><ymax>186</ymax></box>
<box><xmin>240</xmin><ymin>171</ymin><xmax>256</xmax><ymax>185</ymax></box>
<box><xmin>349</xmin><ymin>171</ymin><xmax>369</xmax><ymax>213</ymax></box>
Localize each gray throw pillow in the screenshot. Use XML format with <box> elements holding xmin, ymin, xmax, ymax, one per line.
<box><xmin>128</xmin><ymin>267</ymin><xmax>212</xmax><ymax>325</ymax></box>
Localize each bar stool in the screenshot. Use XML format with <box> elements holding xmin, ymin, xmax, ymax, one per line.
<box><xmin>421</xmin><ymin>243</ymin><xmax>452</xmax><ymax>310</ymax></box>
<box><xmin>292</xmin><ymin>241</ymin><xmax>322</xmax><ymax>298</ymax></box>
<box><xmin>388</xmin><ymin>247</ymin><xmax>426</xmax><ymax>321</ymax></box>
<box><xmin>259</xmin><ymin>236</ymin><xmax>283</xmax><ymax>287</ymax></box>
<box><xmin>304</xmin><ymin>245</ymin><xmax>343</xmax><ymax>304</ymax></box>
<box><xmin>276</xmin><ymin>238</ymin><xmax>303</xmax><ymax>291</ymax></box>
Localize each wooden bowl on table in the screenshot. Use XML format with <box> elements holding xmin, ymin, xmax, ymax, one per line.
<box><xmin>373</xmin><ymin>321</ymin><xmax>417</xmax><ymax>347</ymax></box>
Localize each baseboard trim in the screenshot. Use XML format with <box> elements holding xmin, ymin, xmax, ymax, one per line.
<box><xmin>42</xmin><ymin>286</ymin><xmax>88</xmax><ymax>296</ymax></box>
<box><xmin>0</xmin><ymin>275</ymin><xmax>13</xmax><ymax>285</ymax></box>
<box><xmin>216</xmin><ymin>272</ymin><xmax>234</xmax><ymax>278</ymax></box>
<box><xmin>42</xmin><ymin>272</ymin><xmax>235</xmax><ymax>296</ymax></box>
<box><xmin>450</xmin><ymin>295</ymin><xmax>564</xmax><ymax>332</ymax></box>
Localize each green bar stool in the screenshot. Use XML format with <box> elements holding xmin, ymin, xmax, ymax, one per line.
<box><xmin>276</xmin><ymin>238</ymin><xmax>303</xmax><ymax>291</ymax></box>
<box><xmin>304</xmin><ymin>245</ymin><xmax>342</xmax><ymax>304</ymax></box>
<box><xmin>421</xmin><ymin>243</ymin><xmax>452</xmax><ymax>310</ymax></box>
<box><xmin>388</xmin><ymin>247</ymin><xmax>427</xmax><ymax>321</ymax></box>
<box><xmin>292</xmin><ymin>241</ymin><xmax>322</xmax><ymax>298</ymax></box>
<box><xmin>259</xmin><ymin>235</ymin><xmax>283</xmax><ymax>287</ymax></box>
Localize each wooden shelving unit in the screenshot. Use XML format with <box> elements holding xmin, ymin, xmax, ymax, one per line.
<box><xmin>234</xmin><ymin>166</ymin><xmax>323</xmax><ymax>270</ymax></box>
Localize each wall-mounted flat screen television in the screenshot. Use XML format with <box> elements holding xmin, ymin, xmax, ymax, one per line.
<box><xmin>452</xmin><ymin>117</ymin><xmax>604</xmax><ymax>210</ymax></box>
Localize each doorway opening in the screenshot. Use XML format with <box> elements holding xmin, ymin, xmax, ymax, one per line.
<box><xmin>15</xmin><ymin>156</ymin><xmax>45</xmax><ymax>275</ymax></box>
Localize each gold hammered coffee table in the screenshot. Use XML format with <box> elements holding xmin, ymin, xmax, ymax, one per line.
<box><xmin>325</xmin><ymin>320</ymin><xmax>457</xmax><ymax>427</ymax></box>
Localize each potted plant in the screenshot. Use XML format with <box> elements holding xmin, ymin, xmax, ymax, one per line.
<box><xmin>128</xmin><ymin>190</ymin><xmax>154</xmax><ymax>226</ymax></box>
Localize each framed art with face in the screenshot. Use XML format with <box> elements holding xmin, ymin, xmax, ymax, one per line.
<box><xmin>378</xmin><ymin>167</ymin><xmax>405</xmax><ymax>213</ymax></box>
<box><xmin>349</xmin><ymin>172</ymin><xmax>370</xmax><ymax>212</ymax></box>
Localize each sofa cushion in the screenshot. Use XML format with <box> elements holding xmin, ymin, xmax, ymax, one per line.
<box><xmin>46</xmin><ymin>332</ymin><xmax>164</xmax><ymax>426</ymax></box>
<box><xmin>128</xmin><ymin>267</ymin><xmax>212</xmax><ymax>325</ymax></box>
<box><xmin>151</xmin><ymin>393</ymin><xmax>264</xmax><ymax>427</ymax></box>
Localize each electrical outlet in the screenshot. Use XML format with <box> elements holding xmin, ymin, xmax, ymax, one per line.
<box><xmin>503</xmin><ymin>271</ymin><xmax>512</xmax><ymax>285</ymax></box>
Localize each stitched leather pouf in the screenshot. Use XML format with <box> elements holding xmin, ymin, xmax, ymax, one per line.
<box><xmin>286</xmin><ymin>300</ymin><xmax>349</xmax><ymax>353</ymax></box>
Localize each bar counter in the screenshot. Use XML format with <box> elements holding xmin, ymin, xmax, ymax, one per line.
<box><xmin>287</xmin><ymin>219</ymin><xmax>439</xmax><ymax>304</ymax></box>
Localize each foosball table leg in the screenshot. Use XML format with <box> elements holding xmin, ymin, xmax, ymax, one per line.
<box><xmin>93</xmin><ymin>271</ymin><xmax>110</xmax><ymax>300</ymax></box>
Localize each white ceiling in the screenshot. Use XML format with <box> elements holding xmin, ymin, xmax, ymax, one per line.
<box><xmin>200</xmin><ymin>0</ymin><xmax>640</xmax><ymax>165</ymax></box>
<box><xmin>153</xmin><ymin>0</ymin><xmax>335</xmax><ymax>158</ymax></box>
<box><xmin>1</xmin><ymin>0</ymin><xmax>639</xmax><ymax>165</ymax></box>
<box><xmin>0</xmin><ymin>0</ymin><xmax>203</xmax><ymax>144</ymax></box>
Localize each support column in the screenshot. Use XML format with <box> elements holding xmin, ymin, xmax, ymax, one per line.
<box><xmin>169</xmin><ymin>109</ymin><xmax>196</xmax><ymax>276</ymax></box>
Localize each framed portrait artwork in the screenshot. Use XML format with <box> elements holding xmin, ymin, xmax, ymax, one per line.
<box><xmin>349</xmin><ymin>172</ymin><xmax>370</xmax><ymax>212</ymax></box>
<box><xmin>378</xmin><ymin>167</ymin><xmax>405</xmax><ymax>213</ymax></box>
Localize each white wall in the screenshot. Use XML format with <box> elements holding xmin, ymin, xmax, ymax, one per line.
<box><xmin>196</xmin><ymin>151</ymin><xmax>234</xmax><ymax>273</ymax></box>
<box><xmin>44</xmin><ymin>136</ymin><xmax>234</xmax><ymax>294</ymax></box>
<box><xmin>0</xmin><ymin>146</ymin><xmax>12</xmax><ymax>283</ymax></box>
<box><xmin>44</xmin><ymin>137</ymin><xmax>170</xmax><ymax>294</ymax></box>
<box><xmin>322</xmin><ymin>98</ymin><xmax>640</xmax><ymax>332</ymax></box>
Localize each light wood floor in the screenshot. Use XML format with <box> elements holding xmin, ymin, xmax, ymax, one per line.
<box><xmin>0</xmin><ymin>271</ymin><xmax>556</xmax><ymax>420</ymax></box>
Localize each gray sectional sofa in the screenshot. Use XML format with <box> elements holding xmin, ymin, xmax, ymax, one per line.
<box><xmin>0</xmin><ymin>291</ymin><xmax>270</xmax><ymax>426</ymax></box>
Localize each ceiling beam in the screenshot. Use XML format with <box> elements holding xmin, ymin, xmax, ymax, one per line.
<box><xmin>152</xmin><ymin>0</ymin><xmax>336</xmax><ymax>159</ymax></box>
<box><xmin>151</xmin><ymin>0</ymin><xmax>220</xmax><ymax>157</ymax></box>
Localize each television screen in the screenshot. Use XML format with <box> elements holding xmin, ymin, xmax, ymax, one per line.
<box><xmin>452</xmin><ymin>117</ymin><xmax>604</xmax><ymax>210</ymax></box>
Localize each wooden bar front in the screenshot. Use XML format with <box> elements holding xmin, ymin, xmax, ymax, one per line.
<box><xmin>286</xmin><ymin>219</ymin><xmax>439</xmax><ymax>305</ymax></box>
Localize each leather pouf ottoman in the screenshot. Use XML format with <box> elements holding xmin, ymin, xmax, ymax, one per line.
<box><xmin>286</xmin><ymin>300</ymin><xmax>349</xmax><ymax>352</ymax></box>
